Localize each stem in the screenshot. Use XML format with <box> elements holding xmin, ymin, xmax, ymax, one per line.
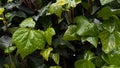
<box><xmin>2</xmin><ymin>13</ymin><xmax>8</xmax><ymax>32</ymax></box>
<box><xmin>88</xmin><ymin>0</ymin><xmax>92</xmax><ymax>14</ymax></box>
<box><xmin>9</xmin><ymin>53</ymin><xmax>15</xmax><ymax>68</ymax></box>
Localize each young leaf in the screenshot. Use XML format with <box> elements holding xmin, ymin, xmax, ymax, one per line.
<box><xmin>0</xmin><ymin>7</ymin><xmax>4</xmax><ymax>15</ymax></box>
<box><xmin>49</xmin><ymin>66</ymin><xmax>62</xmax><ymax>68</ymax></box>
<box><xmin>56</xmin><ymin>0</ymin><xmax>67</xmax><ymax>6</ymax></box>
<box><xmin>20</xmin><ymin>18</ymin><xmax>35</xmax><ymax>28</ymax></box>
<box><xmin>75</xmin><ymin>59</ymin><xmax>95</xmax><ymax>68</ymax></box>
<box><xmin>99</xmin><ymin>31</ymin><xmax>120</xmax><ymax>53</ymax></box>
<box><xmin>40</xmin><ymin>47</ymin><xmax>53</xmax><ymax>61</ymax></box>
<box><xmin>44</xmin><ymin>28</ymin><xmax>56</xmax><ymax>45</ymax></box>
<box><xmin>51</xmin><ymin>53</ymin><xmax>60</xmax><ymax>65</ymax></box>
<box><xmin>100</xmin><ymin>0</ymin><xmax>113</xmax><ymax>5</ymax></box>
<box><xmin>4</xmin><ymin>46</ymin><xmax>16</xmax><ymax>53</ymax></box>
<box><xmin>63</xmin><ymin>25</ymin><xmax>79</xmax><ymax>41</ymax></box>
<box><xmin>12</xmin><ymin>28</ymin><xmax>46</xmax><ymax>58</ymax></box>
<box><xmin>47</xmin><ymin>3</ymin><xmax>62</xmax><ymax>17</ymax></box>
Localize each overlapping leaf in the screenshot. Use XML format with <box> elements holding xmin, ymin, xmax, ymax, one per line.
<box><xmin>99</xmin><ymin>31</ymin><xmax>120</xmax><ymax>53</ymax></box>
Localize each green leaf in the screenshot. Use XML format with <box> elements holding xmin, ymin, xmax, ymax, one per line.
<box><xmin>81</xmin><ymin>37</ymin><xmax>98</xmax><ymax>47</ymax></box>
<box><xmin>0</xmin><ymin>36</ymin><xmax>12</xmax><ymax>49</ymax></box>
<box><xmin>49</xmin><ymin>66</ymin><xmax>62</xmax><ymax>68</ymax></box>
<box><xmin>84</xmin><ymin>51</ymin><xmax>95</xmax><ymax>60</ymax></box>
<box><xmin>66</xmin><ymin>0</ymin><xmax>82</xmax><ymax>8</ymax></box>
<box><xmin>20</xmin><ymin>18</ymin><xmax>35</xmax><ymax>28</ymax></box>
<box><xmin>102</xmin><ymin>17</ymin><xmax>115</xmax><ymax>33</ymax></box>
<box><xmin>0</xmin><ymin>7</ymin><xmax>4</xmax><ymax>15</ymax></box>
<box><xmin>98</xmin><ymin>6</ymin><xmax>112</xmax><ymax>20</ymax></box>
<box><xmin>75</xmin><ymin>59</ymin><xmax>95</xmax><ymax>68</ymax></box>
<box><xmin>44</xmin><ymin>28</ymin><xmax>56</xmax><ymax>45</ymax></box>
<box><xmin>47</xmin><ymin>3</ymin><xmax>62</xmax><ymax>17</ymax></box>
<box><xmin>100</xmin><ymin>0</ymin><xmax>113</xmax><ymax>5</ymax></box>
<box><xmin>75</xmin><ymin>16</ymin><xmax>98</xmax><ymax>36</ymax></box>
<box><xmin>12</xmin><ymin>28</ymin><xmax>46</xmax><ymax>58</ymax></box>
<box><xmin>102</xmin><ymin>65</ymin><xmax>120</xmax><ymax>68</ymax></box>
<box><xmin>63</xmin><ymin>25</ymin><xmax>79</xmax><ymax>41</ymax></box>
<box><xmin>4</xmin><ymin>46</ymin><xmax>16</xmax><ymax>53</ymax></box>
<box><xmin>102</xmin><ymin>47</ymin><xmax>120</xmax><ymax>66</ymax></box>
<box><xmin>51</xmin><ymin>53</ymin><xmax>60</xmax><ymax>65</ymax></box>
<box><xmin>40</xmin><ymin>47</ymin><xmax>53</xmax><ymax>61</ymax></box>
<box><xmin>99</xmin><ymin>31</ymin><xmax>120</xmax><ymax>53</ymax></box>
<box><xmin>56</xmin><ymin>0</ymin><xmax>67</xmax><ymax>6</ymax></box>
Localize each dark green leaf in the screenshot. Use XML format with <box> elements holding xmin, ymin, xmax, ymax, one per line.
<box><xmin>12</xmin><ymin>28</ymin><xmax>46</xmax><ymax>58</ymax></box>
<box><xmin>99</xmin><ymin>31</ymin><xmax>120</xmax><ymax>53</ymax></box>
<box><xmin>40</xmin><ymin>47</ymin><xmax>53</xmax><ymax>61</ymax></box>
<box><xmin>63</xmin><ymin>25</ymin><xmax>79</xmax><ymax>41</ymax></box>
<box><xmin>75</xmin><ymin>59</ymin><xmax>95</xmax><ymax>68</ymax></box>
<box><xmin>98</xmin><ymin>6</ymin><xmax>112</xmax><ymax>19</ymax></box>
<box><xmin>44</xmin><ymin>28</ymin><xmax>56</xmax><ymax>45</ymax></box>
<box><xmin>75</xmin><ymin>16</ymin><xmax>98</xmax><ymax>36</ymax></box>
<box><xmin>20</xmin><ymin>18</ymin><xmax>35</xmax><ymax>28</ymax></box>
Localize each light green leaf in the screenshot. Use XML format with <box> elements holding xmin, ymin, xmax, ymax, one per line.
<box><xmin>44</xmin><ymin>28</ymin><xmax>56</xmax><ymax>45</ymax></box>
<box><xmin>99</xmin><ymin>31</ymin><xmax>120</xmax><ymax>53</ymax></box>
<box><xmin>100</xmin><ymin>0</ymin><xmax>113</xmax><ymax>5</ymax></box>
<box><xmin>75</xmin><ymin>16</ymin><xmax>98</xmax><ymax>36</ymax></box>
<box><xmin>66</xmin><ymin>0</ymin><xmax>81</xmax><ymax>8</ymax></box>
<box><xmin>40</xmin><ymin>47</ymin><xmax>53</xmax><ymax>61</ymax></box>
<box><xmin>102</xmin><ymin>65</ymin><xmax>120</xmax><ymax>68</ymax></box>
<box><xmin>12</xmin><ymin>28</ymin><xmax>46</xmax><ymax>58</ymax></box>
<box><xmin>4</xmin><ymin>46</ymin><xmax>16</xmax><ymax>53</ymax></box>
<box><xmin>81</xmin><ymin>37</ymin><xmax>98</xmax><ymax>47</ymax></box>
<box><xmin>84</xmin><ymin>51</ymin><xmax>95</xmax><ymax>60</ymax></box>
<box><xmin>49</xmin><ymin>66</ymin><xmax>62</xmax><ymax>68</ymax></box>
<box><xmin>98</xmin><ymin>6</ymin><xmax>112</xmax><ymax>20</ymax></box>
<box><xmin>47</xmin><ymin>3</ymin><xmax>62</xmax><ymax>17</ymax></box>
<box><xmin>20</xmin><ymin>18</ymin><xmax>35</xmax><ymax>28</ymax></box>
<box><xmin>75</xmin><ymin>59</ymin><xmax>95</xmax><ymax>68</ymax></box>
<box><xmin>0</xmin><ymin>7</ymin><xmax>4</xmax><ymax>15</ymax></box>
<box><xmin>63</xmin><ymin>25</ymin><xmax>79</xmax><ymax>41</ymax></box>
<box><xmin>52</xmin><ymin>53</ymin><xmax>60</xmax><ymax>65</ymax></box>
<box><xmin>56</xmin><ymin>0</ymin><xmax>67</xmax><ymax>6</ymax></box>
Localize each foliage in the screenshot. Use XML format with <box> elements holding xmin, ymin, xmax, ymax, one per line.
<box><xmin>0</xmin><ymin>0</ymin><xmax>120</xmax><ymax>68</ymax></box>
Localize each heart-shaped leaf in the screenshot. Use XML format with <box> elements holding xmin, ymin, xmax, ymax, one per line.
<box><xmin>12</xmin><ymin>28</ymin><xmax>46</xmax><ymax>58</ymax></box>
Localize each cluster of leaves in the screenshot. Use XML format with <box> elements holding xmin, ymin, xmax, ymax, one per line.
<box><xmin>0</xmin><ymin>0</ymin><xmax>120</xmax><ymax>68</ymax></box>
